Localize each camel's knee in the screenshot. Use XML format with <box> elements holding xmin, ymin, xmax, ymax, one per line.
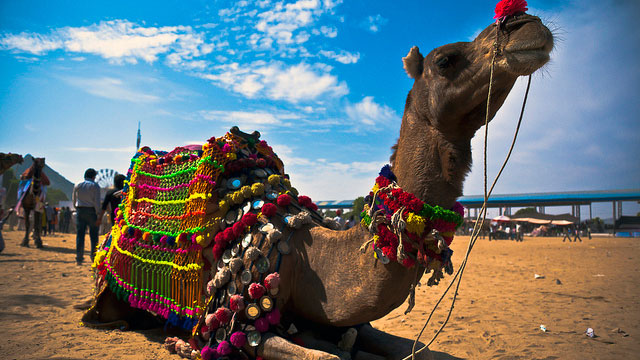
<box><xmin>252</xmin><ymin>332</ymin><xmax>342</xmax><ymax>360</ymax></box>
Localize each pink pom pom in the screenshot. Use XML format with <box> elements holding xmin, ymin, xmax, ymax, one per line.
<box><xmin>222</xmin><ymin>143</ymin><xmax>232</xmax><ymax>153</ymax></box>
<box><xmin>255</xmin><ymin>317</ymin><xmax>269</xmax><ymax>333</ymax></box>
<box><xmin>223</xmin><ymin>227</ymin><xmax>235</xmax><ymax>242</ymax></box>
<box><xmin>248</xmin><ymin>283</ymin><xmax>266</xmax><ymax>300</ymax></box>
<box><xmin>277</xmin><ymin>194</ymin><xmax>292</xmax><ymax>207</ymax></box>
<box><xmin>266</xmin><ymin>308</ymin><xmax>281</xmax><ymax>325</ymax></box>
<box><xmin>261</xmin><ymin>203</ymin><xmax>277</xmax><ymax>217</ymax></box>
<box><xmin>217</xmin><ymin>340</ymin><xmax>232</xmax><ymax>356</ymax></box>
<box><xmin>177</xmin><ymin>233</ymin><xmax>188</xmax><ymax>243</ymax></box>
<box><xmin>214</xmin><ymin>307</ymin><xmax>232</xmax><ymax>324</ymax></box>
<box><xmin>242</xmin><ymin>212</ymin><xmax>258</xmax><ymax>226</ymax></box>
<box><xmin>230</xmin><ymin>331</ymin><xmax>247</xmax><ymax>348</ymax></box>
<box><xmin>200</xmin><ymin>345</ymin><xmax>217</xmax><ymax>360</ymax></box>
<box><xmin>229</xmin><ymin>295</ymin><xmax>245</xmax><ymax>312</ymax></box>
<box><xmin>264</xmin><ymin>272</ymin><xmax>280</xmax><ymax>290</ymax></box>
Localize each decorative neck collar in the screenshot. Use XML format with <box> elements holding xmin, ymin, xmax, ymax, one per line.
<box><xmin>361</xmin><ymin>165</ymin><xmax>464</xmax><ymax>277</ymax></box>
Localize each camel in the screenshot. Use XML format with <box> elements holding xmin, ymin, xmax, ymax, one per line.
<box><xmin>83</xmin><ymin>11</ymin><xmax>553</xmax><ymax>360</ymax></box>
<box><xmin>0</xmin><ymin>153</ymin><xmax>23</xmax><ymax>175</ymax></box>
<box><xmin>18</xmin><ymin>157</ymin><xmax>50</xmax><ymax>248</ymax></box>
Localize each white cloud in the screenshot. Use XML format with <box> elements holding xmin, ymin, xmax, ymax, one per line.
<box><xmin>319</xmin><ymin>49</ymin><xmax>359</xmax><ymax>64</ymax></box>
<box><xmin>363</xmin><ymin>14</ymin><xmax>388</xmax><ymax>33</ymax></box>
<box><xmin>202</xmin><ymin>61</ymin><xmax>348</xmax><ymax>102</ymax></box>
<box><xmin>345</xmin><ymin>96</ymin><xmax>397</xmax><ymax>127</ymax></box>
<box><xmin>64</xmin><ymin>76</ymin><xmax>160</xmax><ymax>103</ymax></box>
<box><xmin>200</xmin><ymin>109</ymin><xmax>301</xmax><ymax>128</ymax></box>
<box><xmin>66</xmin><ymin>146</ymin><xmax>137</xmax><ymax>153</ymax></box>
<box><xmin>271</xmin><ymin>142</ymin><xmax>385</xmax><ymax>200</ymax></box>
<box><xmin>319</xmin><ymin>26</ymin><xmax>337</xmax><ymax>38</ymax></box>
<box><xmin>1</xmin><ymin>20</ymin><xmax>211</xmax><ymax>66</ymax></box>
<box><xmin>1</xmin><ymin>32</ymin><xmax>63</xmax><ymax>54</ymax></box>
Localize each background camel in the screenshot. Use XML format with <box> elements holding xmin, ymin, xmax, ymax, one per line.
<box><xmin>0</xmin><ymin>153</ymin><xmax>23</xmax><ymax>175</ymax></box>
<box><xmin>18</xmin><ymin>157</ymin><xmax>50</xmax><ymax>248</ymax></box>
<box><xmin>84</xmin><ymin>11</ymin><xmax>553</xmax><ymax>360</ymax></box>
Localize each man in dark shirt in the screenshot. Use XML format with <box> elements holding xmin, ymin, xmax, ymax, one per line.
<box><xmin>100</xmin><ymin>174</ymin><xmax>126</xmax><ymax>228</ymax></box>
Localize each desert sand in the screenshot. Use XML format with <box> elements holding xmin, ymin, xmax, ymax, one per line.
<box><xmin>0</xmin><ymin>229</ymin><xmax>637</xmax><ymax>360</ymax></box>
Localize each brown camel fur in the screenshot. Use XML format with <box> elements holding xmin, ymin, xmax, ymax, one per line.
<box><xmin>0</xmin><ymin>153</ymin><xmax>23</xmax><ymax>175</ymax></box>
<box><xmin>84</xmin><ymin>13</ymin><xmax>553</xmax><ymax>360</ymax></box>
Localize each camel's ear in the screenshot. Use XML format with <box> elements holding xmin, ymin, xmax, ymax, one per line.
<box><xmin>403</xmin><ymin>46</ymin><xmax>424</xmax><ymax>79</ymax></box>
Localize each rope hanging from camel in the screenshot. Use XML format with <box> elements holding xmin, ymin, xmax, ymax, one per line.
<box><xmin>405</xmin><ymin>15</ymin><xmax>535</xmax><ymax>360</ymax></box>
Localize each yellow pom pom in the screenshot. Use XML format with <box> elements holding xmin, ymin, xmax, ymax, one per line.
<box><xmin>231</xmin><ymin>191</ymin><xmax>243</xmax><ymax>204</ymax></box>
<box><xmin>251</xmin><ymin>183</ymin><xmax>265</xmax><ymax>196</ymax></box>
<box><xmin>196</xmin><ymin>235</ymin><xmax>205</xmax><ymax>245</ymax></box>
<box><xmin>121</xmin><ymin>225</ymin><xmax>129</xmax><ymax>235</ymax></box>
<box><xmin>406</xmin><ymin>213</ymin><xmax>426</xmax><ymax>235</ymax></box>
<box><xmin>268</xmin><ymin>175</ymin><xmax>281</xmax><ymax>186</ymax></box>
<box><xmin>241</xmin><ymin>185</ymin><xmax>252</xmax><ymax>198</ymax></box>
<box><xmin>227</xmin><ymin>153</ymin><xmax>237</xmax><ymax>160</ymax></box>
<box><xmin>283</xmin><ymin>179</ymin><xmax>292</xmax><ymax>188</ymax></box>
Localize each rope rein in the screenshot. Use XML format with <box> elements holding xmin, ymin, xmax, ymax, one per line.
<box><xmin>405</xmin><ymin>22</ymin><xmax>534</xmax><ymax>360</ymax></box>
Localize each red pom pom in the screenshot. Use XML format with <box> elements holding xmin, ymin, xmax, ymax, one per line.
<box><xmin>261</xmin><ymin>203</ymin><xmax>277</xmax><ymax>217</ymax></box>
<box><xmin>266</xmin><ymin>308</ymin><xmax>281</xmax><ymax>325</ymax></box>
<box><xmin>229</xmin><ymin>295</ymin><xmax>245</xmax><ymax>312</ymax></box>
<box><xmin>255</xmin><ymin>317</ymin><xmax>269</xmax><ymax>332</ymax></box>
<box><xmin>297</xmin><ymin>195</ymin><xmax>311</xmax><ymax>207</ymax></box>
<box><xmin>264</xmin><ymin>272</ymin><xmax>280</xmax><ymax>290</ymax></box>
<box><xmin>277</xmin><ymin>194</ymin><xmax>292</xmax><ymax>207</ymax></box>
<box><xmin>212</xmin><ymin>243</ymin><xmax>225</xmax><ymax>260</ymax></box>
<box><xmin>248</xmin><ymin>283</ymin><xmax>266</xmax><ymax>299</ymax></box>
<box><xmin>256</xmin><ymin>158</ymin><xmax>267</xmax><ymax>167</ymax></box>
<box><xmin>178</xmin><ymin>233</ymin><xmax>188</xmax><ymax>243</ymax></box>
<box><xmin>494</xmin><ymin>0</ymin><xmax>528</xmax><ymax>20</ymax></box>
<box><xmin>223</xmin><ymin>227</ymin><xmax>235</xmax><ymax>242</ymax></box>
<box><xmin>242</xmin><ymin>212</ymin><xmax>258</xmax><ymax>226</ymax></box>
<box><xmin>232</xmin><ymin>222</ymin><xmax>245</xmax><ymax>237</ymax></box>
<box><xmin>308</xmin><ymin>202</ymin><xmax>318</xmax><ymax>211</ymax></box>
<box><xmin>214</xmin><ymin>307</ymin><xmax>232</xmax><ymax>324</ymax></box>
<box><xmin>402</xmin><ymin>257</ymin><xmax>416</xmax><ymax>268</ymax></box>
<box><xmin>205</xmin><ymin>314</ymin><xmax>220</xmax><ymax>329</ymax></box>
<box><xmin>214</xmin><ymin>232</ymin><xmax>226</xmax><ymax>245</ymax></box>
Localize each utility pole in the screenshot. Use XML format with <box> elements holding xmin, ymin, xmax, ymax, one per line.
<box><xmin>136</xmin><ymin>121</ymin><xmax>141</xmax><ymax>150</ymax></box>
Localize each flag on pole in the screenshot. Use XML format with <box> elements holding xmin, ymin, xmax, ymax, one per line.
<box><xmin>136</xmin><ymin>121</ymin><xmax>141</xmax><ymax>150</ymax></box>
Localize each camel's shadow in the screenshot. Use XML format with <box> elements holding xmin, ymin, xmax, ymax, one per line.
<box><xmin>432</xmin><ymin>350</ymin><xmax>465</xmax><ymax>360</ymax></box>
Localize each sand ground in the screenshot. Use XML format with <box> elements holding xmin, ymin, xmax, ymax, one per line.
<box><xmin>0</xmin><ymin>229</ymin><xmax>638</xmax><ymax>360</ymax></box>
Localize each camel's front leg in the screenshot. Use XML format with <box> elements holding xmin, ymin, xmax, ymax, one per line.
<box><xmin>248</xmin><ymin>332</ymin><xmax>341</xmax><ymax>360</ymax></box>
<box><xmin>355</xmin><ymin>324</ymin><xmax>433</xmax><ymax>360</ymax></box>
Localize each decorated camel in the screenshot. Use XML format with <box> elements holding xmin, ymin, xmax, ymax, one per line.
<box><xmin>18</xmin><ymin>157</ymin><xmax>50</xmax><ymax>248</ymax></box>
<box><xmin>83</xmin><ymin>5</ymin><xmax>553</xmax><ymax>360</ymax></box>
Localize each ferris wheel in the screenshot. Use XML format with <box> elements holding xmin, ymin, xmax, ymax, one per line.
<box><xmin>95</xmin><ymin>168</ymin><xmax>118</xmax><ymax>188</ymax></box>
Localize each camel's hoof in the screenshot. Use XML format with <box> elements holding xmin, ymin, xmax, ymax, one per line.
<box><xmin>20</xmin><ymin>242</ymin><xmax>29</xmax><ymax>247</ymax></box>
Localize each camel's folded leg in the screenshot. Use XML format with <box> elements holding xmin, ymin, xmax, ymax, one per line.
<box><xmin>246</xmin><ymin>332</ymin><xmax>341</xmax><ymax>360</ymax></box>
<box><xmin>355</xmin><ymin>324</ymin><xmax>433</xmax><ymax>360</ymax></box>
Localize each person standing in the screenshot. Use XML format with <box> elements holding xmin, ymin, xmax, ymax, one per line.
<box><xmin>72</xmin><ymin>168</ymin><xmax>101</xmax><ymax>265</ymax></box>
<box><xmin>100</xmin><ymin>174</ymin><xmax>126</xmax><ymax>228</ymax></box>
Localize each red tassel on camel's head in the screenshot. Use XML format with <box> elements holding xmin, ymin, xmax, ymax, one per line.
<box><xmin>494</xmin><ymin>0</ymin><xmax>528</xmax><ymax>21</ymax></box>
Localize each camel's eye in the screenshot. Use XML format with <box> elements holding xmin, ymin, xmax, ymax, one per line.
<box><xmin>436</xmin><ymin>56</ymin><xmax>450</xmax><ymax>68</ymax></box>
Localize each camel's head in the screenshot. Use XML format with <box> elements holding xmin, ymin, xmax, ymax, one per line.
<box><xmin>33</xmin><ymin>157</ymin><xmax>46</xmax><ymax>169</ymax></box>
<box><xmin>403</xmin><ymin>13</ymin><xmax>553</xmax><ymax>142</ymax></box>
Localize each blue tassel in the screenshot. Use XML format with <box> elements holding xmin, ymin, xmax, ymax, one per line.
<box><xmin>379</xmin><ymin>164</ymin><xmax>397</xmax><ymax>182</ymax></box>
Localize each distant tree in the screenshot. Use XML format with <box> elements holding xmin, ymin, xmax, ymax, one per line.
<box><xmin>344</xmin><ymin>196</ymin><xmax>366</xmax><ymax>220</ymax></box>
<box><xmin>2</xmin><ymin>168</ymin><xmax>19</xmax><ymax>208</ymax></box>
<box><xmin>46</xmin><ymin>188</ymin><xmax>69</xmax><ymax>206</ymax></box>
<box><xmin>514</xmin><ymin>207</ymin><xmax>537</xmax><ymax>216</ymax></box>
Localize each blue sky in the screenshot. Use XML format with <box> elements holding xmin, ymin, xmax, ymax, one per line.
<box><xmin>1</xmin><ymin>0</ymin><xmax>638</xmax><ymax>218</ymax></box>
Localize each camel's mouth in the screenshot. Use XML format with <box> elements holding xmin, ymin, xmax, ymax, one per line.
<box><xmin>501</xmin><ymin>16</ymin><xmax>554</xmax><ymax>75</ymax></box>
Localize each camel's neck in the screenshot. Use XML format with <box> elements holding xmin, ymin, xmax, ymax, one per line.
<box><xmin>391</xmin><ymin>108</ymin><xmax>472</xmax><ymax>210</ymax></box>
